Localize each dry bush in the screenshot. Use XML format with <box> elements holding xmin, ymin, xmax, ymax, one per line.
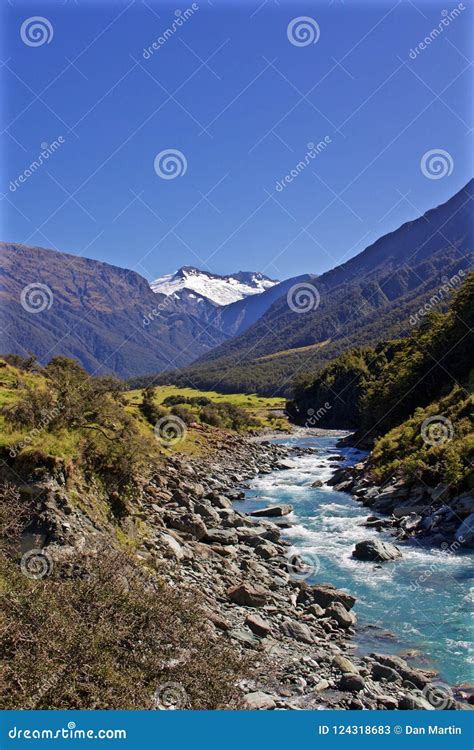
<box><xmin>0</xmin><ymin>551</ymin><xmax>246</xmax><ymax>709</ymax></box>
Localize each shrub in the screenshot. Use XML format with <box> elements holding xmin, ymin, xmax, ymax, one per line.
<box><xmin>170</xmin><ymin>405</ymin><xmax>197</xmax><ymax>425</ymax></box>
<box><xmin>0</xmin><ymin>553</ymin><xmax>245</xmax><ymax>709</ymax></box>
<box><xmin>162</xmin><ymin>394</ymin><xmax>188</xmax><ymax>406</ymax></box>
<box><xmin>0</xmin><ymin>487</ymin><xmax>246</xmax><ymax>710</ymax></box>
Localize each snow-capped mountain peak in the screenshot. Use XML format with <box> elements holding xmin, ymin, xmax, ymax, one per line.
<box><xmin>150</xmin><ymin>266</ymin><xmax>279</xmax><ymax>307</ymax></box>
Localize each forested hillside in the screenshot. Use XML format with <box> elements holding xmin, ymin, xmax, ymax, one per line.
<box><xmin>158</xmin><ymin>181</ymin><xmax>473</xmax><ymax>396</ymax></box>
<box><xmin>287</xmin><ymin>274</ymin><xmax>473</xmax><ymax>488</ymax></box>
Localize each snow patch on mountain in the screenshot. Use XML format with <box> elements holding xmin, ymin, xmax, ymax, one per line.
<box><xmin>150</xmin><ymin>266</ymin><xmax>279</xmax><ymax>306</ymax></box>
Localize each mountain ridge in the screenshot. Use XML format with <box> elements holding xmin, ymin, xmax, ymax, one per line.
<box><xmin>0</xmin><ymin>242</ymin><xmax>228</xmax><ymax>378</ymax></box>
<box><xmin>149</xmin><ymin>180</ymin><xmax>473</xmax><ymax>395</ymax></box>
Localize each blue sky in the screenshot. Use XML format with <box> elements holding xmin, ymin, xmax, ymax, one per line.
<box><xmin>1</xmin><ymin>0</ymin><xmax>472</xmax><ymax>283</ymax></box>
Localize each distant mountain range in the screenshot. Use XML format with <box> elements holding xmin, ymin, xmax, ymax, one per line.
<box><xmin>149</xmin><ymin>266</ymin><xmax>281</xmax><ymax>335</ymax></box>
<box><xmin>0</xmin><ymin>244</ymin><xmax>228</xmax><ymax>378</ymax></box>
<box><xmin>151</xmin><ymin>179</ymin><xmax>473</xmax><ymax>395</ymax></box>
<box><xmin>1</xmin><ymin>181</ymin><xmax>472</xmax><ymax>390</ymax></box>
<box><xmin>151</xmin><ymin>266</ymin><xmax>278</xmax><ymax>306</ymax></box>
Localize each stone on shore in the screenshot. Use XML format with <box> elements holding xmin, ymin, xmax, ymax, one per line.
<box><xmin>280</xmin><ymin>619</ymin><xmax>314</xmax><ymax>644</ymax></box>
<box><xmin>398</xmin><ymin>694</ymin><xmax>434</xmax><ymax>710</ymax></box>
<box><xmin>250</xmin><ymin>504</ymin><xmax>293</xmax><ymax>518</ymax></box>
<box><xmin>204</xmin><ymin>528</ymin><xmax>238</xmax><ymax>545</ymax></box>
<box><xmin>332</xmin><ymin>655</ymin><xmax>359</xmax><ymax>674</ymax></box>
<box><xmin>339</xmin><ymin>673</ymin><xmax>365</xmax><ymax>692</ymax></box>
<box><xmin>243</xmin><ymin>691</ymin><xmax>276</xmax><ymax>710</ymax></box>
<box><xmin>245</xmin><ymin>613</ymin><xmax>272</xmax><ymax>637</ymax></box>
<box><xmin>370</xmin><ymin>653</ymin><xmax>433</xmax><ymax>689</ymax></box>
<box><xmin>371</xmin><ymin>662</ymin><xmax>402</xmax><ymax>683</ymax></box>
<box><xmin>227</xmin><ymin>582</ymin><xmax>268</xmax><ymax>607</ymax></box>
<box><xmin>352</xmin><ymin>539</ymin><xmax>402</xmax><ymax>562</ymax></box>
<box><xmin>298</xmin><ymin>582</ymin><xmax>356</xmax><ymax>611</ymax></box>
<box><xmin>325</xmin><ymin>601</ymin><xmax>356</xmax><ymax>629</ymax></box>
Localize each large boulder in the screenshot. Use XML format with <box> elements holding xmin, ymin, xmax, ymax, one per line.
<box><xmin>227</xmin><ymin>582</ymin><xmax>268</xmax><ymax>607</ymax></box>
<box><xmin>159</xmin><ymin>533</ymin><xmax>185</xmax><ymax>561</ymax></box>
<box><xmin>243</xmin><ymin>691</ymin><xmax>275</xmax><ymax>710</ymax></box>
<box><xmin>250</xmin><ymin>504</ymin><xmax>293</xmax><ymax>518</ymax></box>
<box><xmin>280</xmin><ymin>619</ymin><xmax>314</xmax><ymax>644</ymax></box>
<box><xmin>352</xmin><ymin>539</ymin><xmax>402</xmax><ymax>562</ymax></box>
<box><xmin>326</xmin><ymin>601</ymin><xmax>356</xmax><ymax>629</ymax></box>
<box><xmin>166</xmin><ymin>513</ymin><xmax>208</xmax><ymax>541</ymax></box>
<box><xmin>370</xmin><ymin>653</ymin><xmax>433</xmax><ymax>689</ymax></box>
<box><xmin>204</xmin><ymin>528</ymin><xmax>238</xmax><ymax>545</ymax></box>
<box><xmin>398</xmin><ymin>694</ymin><xmax>434</xmax><ymax>710</ymax></box>
<box><xmin>298</xmin><ymin>582</ymin><xmax>356</xmax><ymax>611</ymax></box>
<box><xmin>245</xmin><ymin>613</ymin><xmax>272</xmax><ymax>637</ymax></box>
<box><xmin>339</xmin><ymin>673</ymin><xmax>365</xmax><ymax>692</ymax></box>
<box><xmin>332</xmin><ymin>654</ymin><xmax>359</xmax><ymax>674</ymax></box>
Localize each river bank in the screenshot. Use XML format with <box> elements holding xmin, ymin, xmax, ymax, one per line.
<box><xmin>8</xmin><ymin>424</ymin><xmax>471</xmax><ymax>710</ymax></box>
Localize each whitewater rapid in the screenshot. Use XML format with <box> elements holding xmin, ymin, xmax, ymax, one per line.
<box><xmin>235</xmin><ymin>431</ymin><xmax>473</xmax><ymax>686</ymax></box>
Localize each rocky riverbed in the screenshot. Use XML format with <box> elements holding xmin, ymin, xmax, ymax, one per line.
<box><xmin>327</xmin><ymin>455</ymin><xmax>474</xmax><ymax>552</ymax></box>
<box><xmin>12</xmin><ymin>425</ymin><xmax>472</xmax><ymax>710</ymax></box>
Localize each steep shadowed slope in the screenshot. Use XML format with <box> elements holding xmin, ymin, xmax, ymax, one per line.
<box><xmin>0</xmin><ymin>243</ymin><xmax>227</xmax><ymax>378</ymax></box>
<box><xmin>155</xmin><ymin>180</ymin><xmax>473</xmax><ymax>395</ymax></box>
